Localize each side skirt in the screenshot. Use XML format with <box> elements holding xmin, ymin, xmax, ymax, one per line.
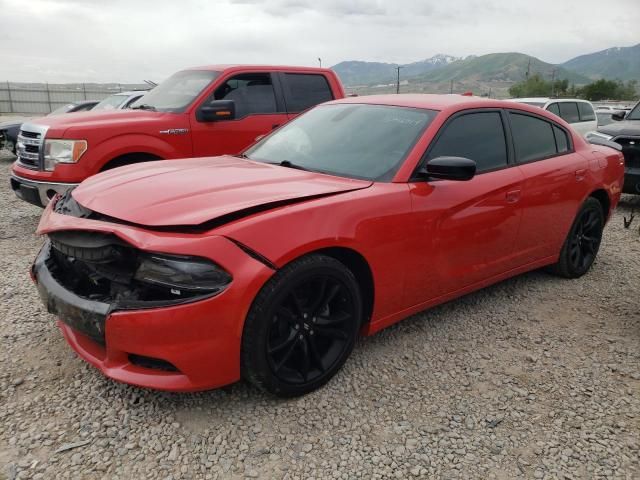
<box><xmin>363</xmin><ymin>255</ymin><xmax>558</xmax><ymax>336</ymax></box>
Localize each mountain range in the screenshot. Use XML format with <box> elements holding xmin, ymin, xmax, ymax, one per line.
<box><xmin>332</xmin><ymin>44</ymin><xmax>639</xmax><ymax>88</ymax></box>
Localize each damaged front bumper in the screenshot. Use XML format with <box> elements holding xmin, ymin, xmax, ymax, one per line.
<box><xmin>33</xmin><ymin>204</ymin><xmax>276</xmax><ymax>391</ymax></box>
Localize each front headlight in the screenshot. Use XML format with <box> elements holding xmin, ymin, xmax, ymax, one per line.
<box><xmin>586</xmin><ymin>131</ymin><xmax>613</xmax><ymax>141</ymax></box>
<box><xmin>43</xmin><ymin>139</ymin><xmax>88</xmax><ymax>171</ymax></box>
<box><xmin>134</xmin><ymin>254</ymin><xmax>232</xmax><ymax>295</ymax></box>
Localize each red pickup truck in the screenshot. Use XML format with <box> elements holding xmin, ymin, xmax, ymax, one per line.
<box><xmin>10</xmin><ymin>65</ymin><xmax>345</xmax><ymax>207</ymax></box>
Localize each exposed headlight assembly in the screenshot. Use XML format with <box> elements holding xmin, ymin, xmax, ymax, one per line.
<box><xmin>134</xmin><ymin>254</ymin><xmax>232</xmax><ymax>296</ymax></box>
<box><xmin>43</xmin><ymin>139</ymin><xmax>88</xmax><ymax>171</ymax></box>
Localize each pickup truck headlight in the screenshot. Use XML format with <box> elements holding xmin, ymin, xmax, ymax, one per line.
<box><xmin>43</xmin><ymin>139</ymin><xmax>88</xmax><ymax>171</ymax></box>
<box><xmin>134</xmin><ymin>254</ymin><xmax>232</xmax><ymax>295</ymax></box>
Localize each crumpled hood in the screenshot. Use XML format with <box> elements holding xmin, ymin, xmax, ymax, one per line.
<box><xmin>599</xmin><ymin>120</ymin><xmax>640</xmax><ymax>137</ymax></box>
<box><xmin>72</xmin><ymin>156</ymin><xmax>372</xmax><ymax>227</ymax></box>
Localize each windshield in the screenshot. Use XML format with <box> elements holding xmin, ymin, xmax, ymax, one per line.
<box><xmin>49</xmin><ymin>103</ymin><xmax>76</xmax><ymax>115</ymax></box>
<box><xmin>94</xmin><ymin>94</ymin><xmax>128</xmax><ymax>111</ymax></box>
<box><xmin>627</xmin><ymin>102</ymin><xmax>640</xmax><ymax>120</ymax></box>
<box><xmin>245</xmin><ymin>104</ymin><xmax>437</xmax><ymax>181</ymax></box>
<box><xmin>130</xmin><ymin>70</ymin><xmax>219</xmax><ymax>112</ymax></box>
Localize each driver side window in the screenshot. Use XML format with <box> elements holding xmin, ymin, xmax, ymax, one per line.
<box><xmin>213</xmin><ymin>73</ymin><xmax>278</xmax><ymax>119</ymax></box>
<box><xmin>426</xmin><ymin>111</ymin><xmax>508</xmax><ymax>173</ymax></box>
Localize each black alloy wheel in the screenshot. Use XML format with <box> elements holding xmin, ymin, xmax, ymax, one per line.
<box><xmin>242</xmin><ymin>254</ymin><xmax>361</xmax><ymax>397</ymax></box>
<box><xmin>550</xmin><ymin>197</ymin><xmax>604</xmax><ymax>278</ymax></box>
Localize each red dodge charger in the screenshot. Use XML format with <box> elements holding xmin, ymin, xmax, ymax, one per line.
<box><xmin>33</xmin><ymin>95</ymin><xmax>624</xmax><ymax>397</ymax></box>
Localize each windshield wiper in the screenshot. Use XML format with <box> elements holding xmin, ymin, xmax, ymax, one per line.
<box><xmin>276</xmin><ymin>160</ymin><xmax>310</xmax><ymax>172</ymax></box>
<box><xmin>234</xmin><ymin>153</ymin><xmax>250</xmax><ymax>159</ymax></box>
<box><xmin>131</xmin><ymin>104</ymin><xmax>157</xmax><ymax>111</ymax></box>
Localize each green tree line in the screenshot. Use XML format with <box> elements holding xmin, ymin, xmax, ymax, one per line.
<box><xmin>509</xmin><ymin>74</ymin><xmax>638</xmax><ymax>101</ymax></box>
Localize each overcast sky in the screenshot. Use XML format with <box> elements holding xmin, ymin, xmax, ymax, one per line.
<box><xmin>1</xmin><ymin>0</ymin><xmax>638</xmax><ymax>83</ymax></box>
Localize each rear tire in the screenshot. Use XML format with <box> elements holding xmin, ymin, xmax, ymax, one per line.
<box><xmin>241</xmin><ymin>254</ymin><xmax>362</xmax><ymax>397</ymax></box>
<box><xmin>549</xmin><ymin>197</ymin><xmax>604</xmax><ymax>278</ymax></box>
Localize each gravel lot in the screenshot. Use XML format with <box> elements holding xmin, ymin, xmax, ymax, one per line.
<box><xmin>0</xmin><ymin>150</ymin><xmax>638</xmax><ymax>480</ymax></box>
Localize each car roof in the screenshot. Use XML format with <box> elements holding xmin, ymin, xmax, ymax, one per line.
<box><xmin>326</xmin><ymin>94</ymin><xmax>541</xmax><ymax>112</ymax></box>
<box><xmin>185</xmin><ymin>64</ymin><xmax>335</xmax><ymax>75</ymax></box>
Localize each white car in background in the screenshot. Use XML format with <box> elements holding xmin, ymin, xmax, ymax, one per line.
<box><xmin>510</xmin><ymin>98</ymin><xmax>597</xmax><ymax>137</ymax></box>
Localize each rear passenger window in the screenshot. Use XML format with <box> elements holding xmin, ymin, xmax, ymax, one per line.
<box><xmin>553</xmin><ymin>125</ymin><xmax>569</xmax><ymax>153</ymax></box>
<box><xmin>578</xmin><ymin>102</ymin><xmax>595</xmax><ymax>121</ymax></box>
<box><xmin>546</xmin><ymin>103</ymin><xmax>560</xmax><ymax>116</ymax></box>
<box><xmin>509</xmin><ymin>113</ymin><xmax>557</xmax><ymax>162</ymax></box>
<box><xmin>426</xmin><ymin>112</ymin><xmax>507</xmax><ymax>172</ymax></box>
<box><xmin>558</xmin><ymin>102</ymin><xmax>580</xmax><ymax>123</ymax></box>
<box><xmin>284</xmin><ymin>74</ymin><xmax>334</xmax><ymax>113</ymax></box>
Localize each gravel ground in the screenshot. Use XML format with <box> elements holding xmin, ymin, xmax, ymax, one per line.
<box><xmin>0</xmin><ymin>150</ymin><xmax>638</xmax><ymax>480</ymax></box>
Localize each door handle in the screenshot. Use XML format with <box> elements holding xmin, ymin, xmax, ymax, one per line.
<box><xmin>575</xmin><ymin>169</ymin><xmax>586</xmax><ymax>181</ymax></box>
<box><xmin>272</xmin><ymin>124</ymin><xmax>281</xmax><ymax>130</ymax></box>
<box><xmin>505</xmin><ymin>189</ymin><xmax>521</xmax><ymax>204</ymax></box>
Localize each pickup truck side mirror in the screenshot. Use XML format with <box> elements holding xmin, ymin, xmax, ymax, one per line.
<box><xmin>418</xmin><ymin>156</ymin><xmax>476</xmax><ymax>181</ymax></box>
<box><xmin>196</xmin><ymin>100</ymin><xmax>236</xmax><ymax>122</ymax></box>
<box><xmin>611</xmin><ymin>110</ymin><xmax>626</xmax><ymax>121</ymax></box>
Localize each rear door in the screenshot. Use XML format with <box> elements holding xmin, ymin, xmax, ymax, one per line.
<box><xmin>405</xmin><ymin>109</ymin><xmax>525</xmax><ymax>306</ymax></box>
<box><xmin>190</xmin><ymin>72</ymin><xmax>289</xmax><ymax>156</ymax></box>
<box><xmin>507</xmin><ymin>110</ymin><xmax>587</xmax><ymax>263</ymax></box>
<box><xmin>278</xmin><ymin>73</ymin><xmax>335</xmax><ymax>120</ymax></box>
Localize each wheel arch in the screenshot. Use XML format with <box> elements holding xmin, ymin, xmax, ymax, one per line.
<box><xmin>100</xmin><ymin>152</ymin><xmax>164</xmax><ymax>171</ymax></box>
<box><xmin>588</xmin><ymin>188</ymin><xmax>611</xmax><ymax>219</ymax></box>
<box><xmin>308</xmin><ymin>246</ymin><xmax>375</xmax><ymax>327</ymax></box>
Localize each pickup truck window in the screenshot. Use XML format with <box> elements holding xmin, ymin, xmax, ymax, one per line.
<box><xmin>283</xmin><ymin>74</ymin><xmax>334</xmax><ymax>112</ymax></box>
<box><xmin>558</xmin><ymin>102</ymin><xmax>580</xmax><ymax>123</ymax></box>
<box><xmin>246</xmin><ymin>104</ymin><xmax>436</xmax><ymax>181</ymax></box>
<box><xmin>578</xmin><ymin>102</ymin><xmax>595</xmax><ymax>122</ymax></box>
<box><xmin>130</xmin><ymin>70</ymin><xmax>219</xmax><ymax>113</ymax></box>
<box><xmin>214</xmin><ymin>73</ymin><xmax>278</xmax><ymax>119</ymax></box>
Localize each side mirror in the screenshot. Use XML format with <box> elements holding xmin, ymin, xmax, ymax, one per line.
<box><xmin>611</xmin><ymin>111</ymin><xmax>626</xmax><ymax>121</ymax></box>
<box><xmin>196</xmin><ymin>100</ymin><xmax>236</xmax><ymax>122</ymax></box>
<box><xmin>420</xmin><ymin>156</ymin><xmax>476</xmax><ymax>181</ymax></box>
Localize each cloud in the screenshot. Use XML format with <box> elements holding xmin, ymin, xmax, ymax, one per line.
<box><xmin>0</xmin><ymin>0</ymin><xmax>638</xmax><ymax>82</ymax></box>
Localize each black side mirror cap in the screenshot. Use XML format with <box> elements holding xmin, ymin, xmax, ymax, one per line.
<box><xmin>196</xmin><ymin>100</ymin><xmax>236</xmax><ymax>122</ymax></box>
<box><xmin>611</xmin><ymin>111</ymin><xmax>626</xmax><ymax>121</ymax></box>
<box><xmin>419</xmin><ymin>156</ymin><xmax>476</xmax><ymax>181</ymax></box>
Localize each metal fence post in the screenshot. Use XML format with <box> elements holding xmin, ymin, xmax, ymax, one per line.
<box><xmin>45</xmin><ymin>82</ymin><xmax>52</xmax><ymax>112</ymax></box>
<box><xmin>6</xmin><ymin>81</ymin><xmax>14</xmax><ymax>113</ymax></box>
<box><xmin>82</xmin><ymin>83</ymin><xmax>87</xmax><ymax>100</ymax></box>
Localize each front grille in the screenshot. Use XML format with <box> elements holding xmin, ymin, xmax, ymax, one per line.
<box><xmin>16</xmin><ymin>123</ymin><xmax>47</xmax><ymax>170</ymax></box>
<box><xmin>614</xmin><ymin>136</ymin><xmax>640</xmax><ymax>169</ymax></box>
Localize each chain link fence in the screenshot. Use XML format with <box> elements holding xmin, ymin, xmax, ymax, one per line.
<box><xmin>0</xmin><ymin>82</ymin><xmax>149</xmax><ymax>114</ymax></box>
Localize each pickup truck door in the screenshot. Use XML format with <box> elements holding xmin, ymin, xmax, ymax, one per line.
<box><xmin>190</xmin><ymin>72</ymin><xmax>289</xmax><ymax>157</ymax></box>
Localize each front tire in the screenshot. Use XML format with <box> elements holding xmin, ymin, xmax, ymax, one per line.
<box><xmin>549</xmin><ymin>197</ymin><xmax>604</xmax><ymax>278</ymax></box>
<box><xmin>241</xmin><ymin>254</ymin><xmax>362</xmax><ymax>397</ymax></box>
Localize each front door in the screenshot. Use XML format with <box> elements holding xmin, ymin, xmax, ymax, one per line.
<box><xmin>190</xmin><ymin>72</ymin><xmax>288</xmax><ymax>157</ymax></box>
<box><xmin>404</xmin><ymin>110</ymin><xmax>524</xmax><ymax>307</ymax></box>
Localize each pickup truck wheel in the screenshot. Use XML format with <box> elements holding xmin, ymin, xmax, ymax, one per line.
<box><xmin>241</xmin><ymin>254</ymin><xmax>361</xmax><ymax>397</ymax></box>
<box><xmin>549</xmin><ymin>197</ymin><xmax>604</xmax><ymax>278</ymax></box>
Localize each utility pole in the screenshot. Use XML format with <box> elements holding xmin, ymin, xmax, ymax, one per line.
<box><xmin>450</xmin><ymin>79</ymin><xmax>453</xmax><ymax>94</ymax></box>
<box><xmin>551</xmin><ymin>68</ymin><xmax>556</xmax><ymax>97</ymax></box>
<box><xmin>318</xmin><ymin>58</ymin><xmax>322</xmax><ymax>68</ymax></box>
<box><xmin>396</xmin><ymin>66</ymin><xmax>403</xmax><ymax>94</ymax></box>
<box><xmin>526</xmin><ymin>58</ymin><xmax>531</xmax><ymax>79</ymax></box>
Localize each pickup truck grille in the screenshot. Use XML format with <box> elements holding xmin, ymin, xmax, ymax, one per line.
<box><xmin>614</xmin><ymin>136</ymin><xmax>640</xmax><ymax>169</ymax></box>
<box><xmin>16</xmin><ymin>123</ymin><xmax>48</xmax><ymax>170</ymax></box>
